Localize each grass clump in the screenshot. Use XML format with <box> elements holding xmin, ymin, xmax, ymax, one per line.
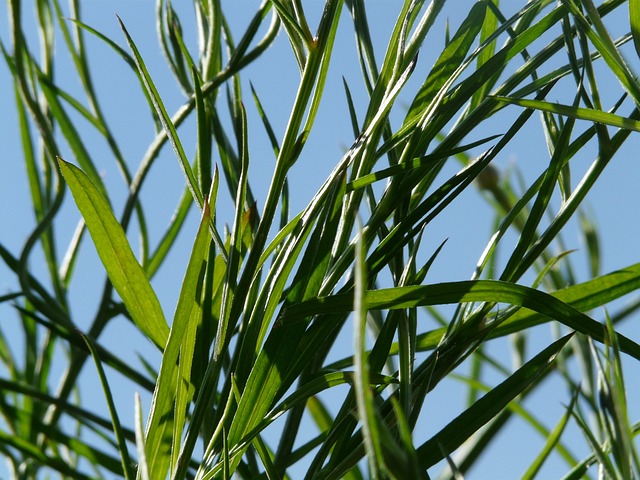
<box><xmin>1</xmin><ymin>0</ymin><xmax>640</xmax><ymax>478</ymax></box>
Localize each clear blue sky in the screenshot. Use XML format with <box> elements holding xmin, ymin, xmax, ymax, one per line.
<box><xmin>1</xmin><ymin>1</ymin><xmax>640</xmax><ymax>478</ymax></box>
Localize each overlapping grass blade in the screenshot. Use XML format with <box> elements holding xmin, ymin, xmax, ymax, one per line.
<box><xmin>118</xmin><ymin>16</ymin><xmax>204</xmax><ymax>210</ymax></box>
<box><xmin>0</xmin><ymin>429</ymin><xmax>93</xmax><ymax>480</ymax></box>
<box><xmin>496</xmin><ymin>261</ymin><xmax>640</xmax><ymax>336</ymax></box>
<box><xmin>280</xmin><ymin>280</ymin><xmax>640</xmax><ymax>359</ymax></box>
<box><xmin>143</xmin><ymin>200</ymin><xmax>213</xmax><ymax>479</ymax></box>
<box><xmin>353</xmin><ymin>223</ymin><xmax>384</xmax><ymax>477</ymax></box>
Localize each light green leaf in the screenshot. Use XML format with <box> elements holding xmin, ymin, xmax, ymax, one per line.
<box><xmin>58</xmin><ymin>158</ymin><xmax>168</xmax><ymax>349</ymax></box>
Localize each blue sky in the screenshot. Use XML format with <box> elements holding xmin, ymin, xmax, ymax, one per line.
<box><xmin>1</xmin><ymin>1</ymin><xmax>640</xmax><ymax>478</ymax></box>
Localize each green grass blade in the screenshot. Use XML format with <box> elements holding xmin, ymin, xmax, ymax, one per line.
<box><xmin>135</xmin><ymin>392</ymin><xmax>150</xmax><ymax>480</ymax></box>
<box><xmin>405</xmin><ymin>1</ymin><xmax>486</xmax><ymax>125</ymax></box>
<box><xmin>38</xmin><ymin>73</ymin><xmax>108</xmax><ymax>199</ymax></box>
<box><xmin>280</xmin><ymin>279</ymin><xmax>640</xmax><ymax>360</ymax></box>
<box><xmin>632</xmin><ymin>0</ymin><xmax>640</xmax><ymax>60</ymax></box>
<box><xmin>118</xmin><ymin>16</ymin><xmax>203</xmax><ymax>210</ymax></box>
<box><xmin>58</xmin><ymin>158</ymin><xmax>168</xmax><ymax>348</ymax></box>
<box><xmin>347</xmin><ymin>135</ymin><xmax>501</xmax><ymax>192</ymax></box>
<box><xmin>194</xmin><ymin>67</ymin><xmax>212</xmax><ymax>192</ymax></box>
<box><xmin>0</xmin><ymin>430</ymin><xmax>93</xmax><ymax>480</ymax></box>
<box><xmin>566</xmin><ymin>0</ymin><xmax>640</xmax><ymax>106</ymax></box>
<box><xmin>214</xmin><ymin>101</ymin><xmax>250</xmax><ymax>359</ymax></box>
<box><xmin>493</xmin><ymin>95</ymin><xmax>640</xmax><ymax>132</ymax></box>
<box><xmin>353</xmin><ymin>222</ymin><xmax>384</xmax><ymax>477</ymax></box>
<box><xmin>144</xmin><ymin>201</ymin><xmax>213</xmax><ymax>480</ymax></box>
<box><xmin>497</xmin><ymin>261</ymin><xmax>640</xmax><ymax>336</ymax></box>
<box><xmin>571</xmin><ymin>407</ymin><xmax>618</xmax><ymax>478</ymax></box>
<box><xmin>144</xmin><ymin>186</ymin><xmax>192</xmax><ymax>279</ymax></box>
<box><xmin>417</xmin><ymin>334</ymin><xmax>573</xmax><ymax>468</ymax></box>
<box><xmin>521</xmin><ymin>390</ymin><xmax>578</xmax><ymax>480</ymax></box>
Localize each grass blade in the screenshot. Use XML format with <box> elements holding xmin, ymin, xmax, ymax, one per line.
<box><xmin>492</xmin><ymin>95</ymin><xmax>640</xmax><ymax>132</ymax></box>
<box><xmin>118</xmin><ymin>16</ymin><xmax>203</xmax><ymax>210</ymax></box>
<box><xmin>632</xmin><ymin>0</ymin><xmax>640</xmax><ymax>60</ymax></box>
<box><xmin>280</xmin><ymin>280</ymin><xmax>640</xmax><ymax>360</ymax></box>
<box><xmin>144</xmin><ymin>200</ymin><xmax>213</xmax><ymax>480</ymax></box>
<box><xmin>353</xmin><ymin>222</ymin><xmax>383</xmax><ymax>477</ymax></box>
<box><xmin>58</xmin><ymin>158</ymin><xmax>168</xmax><ymax>349</ymax></box>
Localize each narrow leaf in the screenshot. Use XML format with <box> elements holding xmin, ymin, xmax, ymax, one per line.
<box><xmin>280</xmin><ymin>280</ymin><xmax>640</xmax><ymax>360</ymax></box>
<box><xmin>492</xmin><ymin>95</ymin><xmax>640</xmax><ymax>132</ymax></box>
<box><xmin>81</xmin><ymin>334</ymin><xmax>135</xmax><ymax>480</ymax></box>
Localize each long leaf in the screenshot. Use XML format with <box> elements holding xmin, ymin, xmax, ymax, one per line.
<box><xmin>492</xmin><ymin>95</ymin><xmax>640</xmax><ymax>132</ymax></box>
<box><xmin>81</xmin><ymin>334</ymin><xmax>135</xmax><ymax>480</ymax></box>
<box><xmin>118</xmin><ymin>16</ymin><xmax>203</xmax><ymax>210</ymax></box>
<box><xmin>280</xmin><ymin>280</ymin><xmax>640</xmax><ymax>360</ymax></box>
<box><xmin>58</xmin><ymin>158</ymin><xmax>168</xmax><ymax>348</ymax></box>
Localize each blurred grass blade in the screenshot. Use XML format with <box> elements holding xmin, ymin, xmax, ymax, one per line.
<box><xmin>521</xmin><ymin>390</ymin><xmax>578</xmax><ymax>480</ymax></box>
<box><xmin>492</xmin><ymin>95</ymin><xmax>640</xmax><ymax>132</ymax></box>
<box><xmin>0</xmin><ymin>430</ymin><xmax>92</xmax><ymax>480</ymax></box>
<box><xmin>81</xmin><ymin>333</ymin><xmax>135</xmax><ymax>480</ymax></box>
<box><xmin>58</xmin><ymin>158</ymin><xmax>169</xmax><ymax>348</ymax></box>
<box><xmin>417</xmin><ymin>334</ymin><xmax>573</xmax><ymax>468</ymax></box>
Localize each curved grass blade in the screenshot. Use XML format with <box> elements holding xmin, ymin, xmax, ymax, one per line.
<box><xmin>417</xmin><ymin>334</ymin><xmax>573</xmax><ymax>469</ymax></box>
<box><xmin>13</xmin><ymin>306</ymin><xmax>154</xmax><ymax>392</ymax></box>
<box><xmin>497</xmin><ymin>261</ymin><xmax>640</xmax><ymax>336</ymax></box>
<box><xmin>58</xmin><ymin>158</ymin><xmax>169</xmax><ymax>349</ymax></box>
<box><xmin>492</xmin><ymin>95</ymin><xmax>640</xmax><ymax>132</ymax></box>
<box><xmin>280</xmin><ymin>280</ymin><xmax>640</xmax><ymax>360</ymax></box>
<box><xmin>0</xmin><ymin>430</ymin><xmax>93</xmax><ymax>480</ymax></box>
